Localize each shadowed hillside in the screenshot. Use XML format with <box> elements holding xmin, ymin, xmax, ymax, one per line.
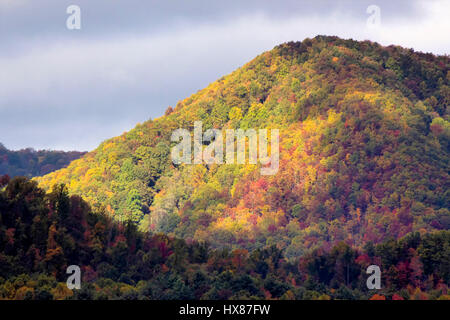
<box><xmin>0</xmin><ymin>143</ymin><xmax>86</xmax><ymax>178</ymax></box>
<box><xmin>1</xmin><ymin>175</ymin><xmax>449</xmax><ymax>300</ymax></box>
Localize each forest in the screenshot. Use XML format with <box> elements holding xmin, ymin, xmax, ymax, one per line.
<box><xmin>1</xmin><ymin>36</ymin><xmax>449</xmax><ymax>300</ymax></box>
<box><xmin>36</xmin><ymin>36</ymin><xmax>449</xmax><ymax>259</ymax></box>
<box><xmin>0</xmin><ymin>175</ymin><xmax>448</xmax><ymax>300</ymax></box>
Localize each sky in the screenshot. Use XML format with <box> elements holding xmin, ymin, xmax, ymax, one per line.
<box><xmin>0</xmin><ymin>0</ymin><xmax>449</xmax><ymax>151</ymax></box>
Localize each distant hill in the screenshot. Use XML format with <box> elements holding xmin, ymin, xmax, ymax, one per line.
<box><xmin>0</xmin><ymin>143</ymin><xmax>86</xmax><ymax>178</ymax></box>
<box><xmin>36</xmin><ymin>36</ymin><xmax>450</xmax><ymax>258</ymax></box>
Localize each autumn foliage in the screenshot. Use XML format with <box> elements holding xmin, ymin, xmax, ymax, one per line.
<box><xmin>1</xmin><ymin>176</ymin><xmax>449</xmax><ymax>300</ymax></box>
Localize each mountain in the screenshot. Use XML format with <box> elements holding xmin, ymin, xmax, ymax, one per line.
<box><xmin>0</xmin><ymin>143</ymin><xmax>86</xmax><ymax>178</ymax></box>
<box><xmin>36</xmin><ymin>36</ymin><xmax>450</xmax><ymax>259</ymax></box>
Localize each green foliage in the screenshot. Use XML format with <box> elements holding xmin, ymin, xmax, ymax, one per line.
<box><xmin>33</xmin><ymin>36</ymin><xmax>449</xmax><ymax>263</ymax></box>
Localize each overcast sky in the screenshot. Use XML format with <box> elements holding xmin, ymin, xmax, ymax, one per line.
<box><xmin>0</xmin><ymin>0</ymin><xmax>449</xmax><ymax>151</ymax></box>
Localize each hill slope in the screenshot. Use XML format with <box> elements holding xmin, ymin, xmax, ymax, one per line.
<box><xmin>2</xmin><ymin>176</ymin><xmax>449</xmax><ymax>299</ymax></box>
<box><xmin>36</xmin><ymin>36</ymin><xmax>450</xmax><ymax>258</ymax></box>
<box><xmin>0</xmin><ymin>143</ymin><xmax>86</xmax><ymax>178</ymax></box>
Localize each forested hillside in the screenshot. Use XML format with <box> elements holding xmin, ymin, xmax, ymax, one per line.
<box><xmin>0</xmin><ymin>143</ymin><xmax>85</xmax><ymax>178</ymax></box>
<box><xmin>36</xmin><ymin>36</ymin><xmax>450</xmax><ymax>258</ymax></box>
<box><xmin>1</xmin><ymin>176</ymin><xmax>449</xmax><ymax>300</ymax></box>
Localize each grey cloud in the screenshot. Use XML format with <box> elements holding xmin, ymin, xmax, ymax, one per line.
<box><xmin>0</xmin><ymin>0</ymin><xmax>448</xmax><ymax>151</ymax></box>
<box><xmin>0</xmin><ymin>0</ymin><xmax>426</xmax><ymax>44</ymax></box>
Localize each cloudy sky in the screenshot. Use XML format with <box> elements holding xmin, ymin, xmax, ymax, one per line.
<box><xmin>1</xmin><ymin>0</ymin><xmax>449</xmax><ymax>151</ymax></box>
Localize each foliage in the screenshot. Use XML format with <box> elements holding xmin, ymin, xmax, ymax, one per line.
<box><xmin>36</xmin><ymin>37</ymin><xmax>449</xmax><ymax>257</ymax></box>
<box><xmin>1</xmin><ymin>176</ymin><xmax>449</xmax><ymax>300</ymax></box>
<box><xmin>0</xmin><ymin>143</ymin><xmax>85</xmax><ymax>178</ymax></box>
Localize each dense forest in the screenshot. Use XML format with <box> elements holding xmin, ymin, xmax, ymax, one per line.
<box><xmin>0</xmin><ymin>143</ymin><xmax>85</xmax><ymax>178</ymax></box>
<box><xmin>36</xmin><ymin>36</ymin><xmax>449</xmax><ymax>260</ymax></box>
<box><xmin>0</xmin><ymin>176</ymin><xmax>449</xmax><ymax>300</ymax></box>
